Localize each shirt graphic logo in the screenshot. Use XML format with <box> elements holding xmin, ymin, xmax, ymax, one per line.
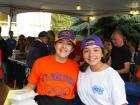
<box><xmin>44</xmin><ymin>85</ymin><xmax>70</xmax><ymax>97</ymax></box>
<box><xmin>40</xmin><ymin>73</ymin><xmax>75</xmax><ymax>86</ymax></box>
<box><xmin>92</xmin><ymin>85</ymin><xmax>104</xmax><ymax>95</ymax></box>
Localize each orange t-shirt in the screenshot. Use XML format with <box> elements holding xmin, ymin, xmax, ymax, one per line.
<box><xmin>28</xmin><ymin>55</ymin><xmax>79</xmax><ymax>99</ymax></box>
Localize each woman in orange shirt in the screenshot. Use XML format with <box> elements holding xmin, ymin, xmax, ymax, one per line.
<box><xmin>23</xmin><ymin>30</ymin><xmax>79</xmax><ymax>105</ymax></box>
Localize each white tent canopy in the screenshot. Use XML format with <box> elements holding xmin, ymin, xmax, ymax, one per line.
<box><xmin>0</xmin><ymin>0</ymin><xmax>140</xmax><ymax>20</ymax></box>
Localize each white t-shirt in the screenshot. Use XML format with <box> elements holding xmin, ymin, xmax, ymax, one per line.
<box><xmin>77</xmin><ymin>66</ymin><xmax>128</xmax><ymax>105</ymax></box>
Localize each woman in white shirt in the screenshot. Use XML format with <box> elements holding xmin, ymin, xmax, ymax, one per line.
<box><xmin>77</xmin><ymin>35</ymin><xmax>128</xmax><ymax>105</ymax></box>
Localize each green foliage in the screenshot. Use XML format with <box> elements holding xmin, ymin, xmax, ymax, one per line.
<box><xmin>70</xmin><ymin>22</ymin><xmax>89</xmax><ymax>34</ymax></box>
<box><xmin>51</xmin><ymin>13</ymin><xmax>76</xmax><ymax>33</ymax></box>
<box><xmin>71</xmin><ymin>14</ymin><xmax>140</xmax><ymax>42</ymax></box>
<box><xmin>114</xmin><ymin>15</ymin><xmax>140</xmax><ymax>42</ymax></box>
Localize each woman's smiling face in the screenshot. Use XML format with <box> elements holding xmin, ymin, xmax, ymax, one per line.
<box><xmin>55</xmin><ymin>39</ymin><xmax>74</xmax><ymax>59</ymax></box>
<box><xmin>83</xmin><ymin>43</ymin><xmax>103</xmax><ymax>66</ymax></box>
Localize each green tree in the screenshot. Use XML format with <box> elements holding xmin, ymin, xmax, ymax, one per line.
<box><xmin>71</xmin><ymin>15</ymin><xmax>140</xmax><ymax>42</ymax></box>
<box><xmin>51</xmin><ymin>13</ymin><xmax>76</xmax><ymax>33</ymax></box>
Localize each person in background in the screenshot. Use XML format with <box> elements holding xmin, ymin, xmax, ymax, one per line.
<box><xmin>6</xmin><ymin>30</ymin><xmax>17</xmax><ymax>56</ymax></box>
<box><xmin>0</xmin><ymin>26</ymin><xmax>9</xmax><ymax>84</ymax></box>
<box><xmin>126</xmin><ymin>40</ymin><xmax>136</xmax><ymax>63</ymax></box>
<box><xmin>132</xmin><ymin>43</ymin><xmax>140</xmax><ymax>82</ymax></box>
<box><xmin>135</xmin><ymin>43</ymin><xmax>140</xmax><ymax>69</ymax></box>
<box><xmin>104</xmin><ymin>41</ymin><xmax>112</xmax><ymax>63</ymax></box>
<box><xmin>124</xmin><ymin>43</ymin><xmax>140</xmax><ymax>105</ymax></box>
<box><xmin>135</xmin><ymin>67</ymin><xmax>140</xmax><ymax>84</ymax></box>
<box><xmin>25</xmin><ymin>36</ymin><xmax>35</xmax><ymax>54</ymax></box>
<box><xmin>0</xmin><ymin>49</ymin><xmax>2</xmax><ymax>81</ymax></box>
<box><xmin>23</xmin><ymin>30</ymin><xmax>79</xmax><ymax>105</ymax></box>
<box><xmin>26</xmin><ymin>31</ymin><xmax>50</xmax><ymax>69</ymax></box>
<box><xmin>69</xmin><ymin>40</ymin><xmax>84</xmax><ymax>65</ymax></box>
<box><xmin>77</xmin><ymin>35</ymin><xmax>127</xmax><ymax>105</ymax></box>
<box><xmin>47</xmin><ymin>30</ymin><xmax>55</xmax><ymax>54</ymax></box>
<box><xmin>108</xmin><ymin>30</ymin><xmax>131</xmax><ymax>81</ymax></box>
<box><xmin>16</xmin><ymin>34</ymin><xmax>26</xmax><ymax>53</ymax></box>
<box><xmin>15</xmin><ymin>34</ymin><xmax>26</xmax><ymax>59</ymax></box>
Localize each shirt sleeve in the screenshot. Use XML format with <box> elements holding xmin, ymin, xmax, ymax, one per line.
<box><xmin>123</xmin><ymin>47</ymin><xmax>131</xmax><ymax>62</ymax></box>
<box><xmin>111</xmin><ymin>72</ymin><xmax>128</xmax><ymax>105</ymax></box>
<box><xmin>28</xmin><ymin>60</ymin><xmax>40</xmax><ymax>85</ymax></box>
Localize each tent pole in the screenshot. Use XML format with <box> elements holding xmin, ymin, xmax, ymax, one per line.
<box><xmin>88</xmin><ymin>17</ymin><xmax>90</xmax><ymax>36</ymax></box>
<box><xmin>9</xmin><ymin>7</ymin><xmax>14</xmax><ymax>31</ymax></box>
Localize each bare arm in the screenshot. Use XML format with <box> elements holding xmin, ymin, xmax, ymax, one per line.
<box><xmin>117</xmin><ymin>62</ymin><xmax>130</xmax><ymax>74</ymax></box>
<box><xmin>106</xmin><ymin>56</ymin><xmax>130</xmax><ymax>74</ymax></box>
<box><xmin>23</xmin><ymin>82</ymin><xmax>36</xmax><ymax>91</ymax></box>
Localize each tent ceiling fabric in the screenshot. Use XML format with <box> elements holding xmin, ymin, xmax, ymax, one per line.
<box><xmin>0</xmin><ymin>0</ymin><xmax>140</xmax><ymax>19</ymax></box>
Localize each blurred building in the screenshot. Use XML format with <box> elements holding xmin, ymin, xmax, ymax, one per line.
<box><xmin>0</xmin><ymin>12</ymin><xmax>51</xmax><ymax>37</ymax></box>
